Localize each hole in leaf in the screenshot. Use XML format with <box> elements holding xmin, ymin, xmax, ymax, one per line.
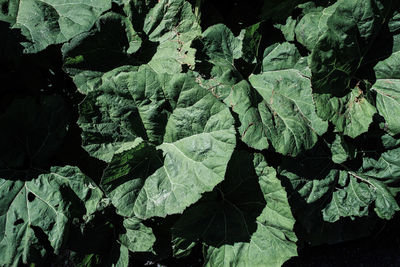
<box><xmin>48</xmin><ymin>222</ymin><xmax>55</xmax><ymax>231</ymax></box>
<box><xmin>13</xmin><ymin>219</ymin><xmax>24</xmax><ymax>226</ymax></box>
<box><xmin>28</xmin><ymin>192</ymin><xmax>36</xmax><ymax>202</ymax></box>
<box><xmin>181</xmin><ymin>64</ymin><xmax>189</xmax><ymax>73</ymax></box>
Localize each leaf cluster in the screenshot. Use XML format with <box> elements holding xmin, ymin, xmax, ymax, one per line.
<box><xmin>1</xmin><ymin>0</ymin><xmax>400</xmax><ymax>266</ymax></box>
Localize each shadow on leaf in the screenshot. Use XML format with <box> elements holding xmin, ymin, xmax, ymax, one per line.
<box><xmin>172</xmin><ymin>150</ymin><xmax>265</xmax><ymax>247</ymax></box>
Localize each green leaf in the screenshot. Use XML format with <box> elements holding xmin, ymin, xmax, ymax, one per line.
<box><xmin>224</xmin><ymin>80</ymin><xmax>269</xmax><ymax>150</ymax></box>
<box><xmin>172</xmin><ymin>151</ymin><xmax>297</xmax><ymax>267</ymax></box>
<box><xmin>249</xmin><ymin>43</ymin><xmax>327</xmax><ymax>156</ymax></box>
<box><xmin>275</xmin><ymin>16</ymin><xmax>297</xmax><ymax>42</ymax></box>
<box><xmin>381</xmin><ymin>133</ymin><xmax>400</xmax><ymax>149</ymax></box>
<box><xmin>309</xmin><ymin>1</ymin><xmax>396</xmax><ymax>138</ymax></box>
<box><xmin>98</xmin><ymin>71</ymin><xmax>236</xmax><ymax>219</ymax></box>
<box><xmin>261</xmin><ymin>42</ymin><xmax>302</xmax><ymax>72</ymax></box>
<box><xmin>77</xmin><ymin>65</ymin><xmax>168</xmax><ymax>162</ymax></box>
<box><xmin>372</xmin><ymin>51</ymin><xmax>400</xmax><ymax>135</ymax></box>
<box><xmin>322</xmin><ymin>172</ymin><xmax>375</xmax><ymax>222</ymax></box>
<box><xmin>310</xmin><ymin>0</ymin><xmax>393</xmax><ymax>96</ymax></box>
<box><xmin>295</xmin><ymin>2</ymin><xmax>339</xmax><ymax>50</ymax></box>
<box><xmin>194</xmin><ymin>24</ymin><xmax>243</xmax><ymax>100</ymax></box>
<box><xmin>143</xmin><ymin>0</ymin><xmax>201</xmax><ymax>74</ymax></box>
<box><xmin>368</xmin><ymin>179</ymin><xmax>400</xmax><ymax>220</ymax></box>
<box><xmin>194</xmin><ymin>25</ymin><xmax>273</xmax><ymax>151</ymax></box>
<box><xmin>114</xmin><ymin>245</ymin><xmax>129</xmax><ymax>267</ymax></box>
<box><xmin>201</xmin><ymin>24</ymin><xmax>242</xmax><ymax>67</ymax></box>
<box><xmin>280</xmin><ymin>143</ymin><xmax>400</xmax><ymax>223</ymax></box>
<box><xmin>362</xmin><ymin>147</ymin><xmax>400</xmax><ymax>184</ymax></box>
<box><xmin>195</xmin><ymin>24</ymin><xmax>244</xmax><ymax>97</ymax></box>
<box><xmin>0</xmin><ymin>166</ymin><xmax>103</xmax><ymax>267</ymax></box>
<box><xmin>63</xmin><ymin>0</ymin><xmax>201</xmax><ymax>77</ymax></box>
<box><xmin>118</xmin><ymin>218</ymin><xmax>156</xmax><ymax>253</ymax></box>
<box><xmin>100</xmin><ymin>141</ymin><xmax>163</xmax><ymax>217</ymax></box>
<box><xmin>123</xmin><ymin>0</ymin><xmax>157</xmax><ymax>29</ymax></box>
<box><xmin>323</xmin><ymin>168</ymin><xmax>400</xmax><ymax>222</ymax></box>
<box><xmin>314</xmin><ymin>87</ymin><xmax>376</xmax><ymax>138</ymax></box>
<box><xmin>330</xmin><ymin>134</ymin><xmax>355</xmax><ymax>164</ymax></box>
<box><xmin>2</xmin><ymin>0</ymin><xmax>111</xmax><ymax>53</ymax></box>
<box><xmin>237</xmin><ymin>23</ymin><xmax>262</xmax><ymax>63</ymax></box>
<box><xmin>279</xmin><ymin>142</ymin><xmax>337</xmax><ymax>207</ymax></box>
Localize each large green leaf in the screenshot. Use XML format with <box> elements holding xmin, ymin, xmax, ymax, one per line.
<box><xmin>196</xmin><ymin>24</ymin><xmax>243</xmax><ymax>100</ymax></box>
<box><xmin>310</xmin><ymin>0</ymin><xmax>393</xmax><ymax>96</ymax></box>
<box><xmin>278</xmin><ymin>142</ymin><xmax>366</xmax><ymax>245</ymax></box>
<box><xmin>77</xmin><ymin>65</ymin><xmax>168</xmax><ymax>162</ymax></box>
<box><xmin>322</xmin><ymin>159</ymin><xmax>400</xmax><ymax>222</ymax></box>
<box><xmin>237</xmin><ymin>23</ymin><xmax>262</xmax><ymax>64</ymax></box>
<box><xmin>97</xmin><ymin>71</ymin><xmax>236</xmax><ymax>219</ymax></box>
<box><xmin>275</xmin><ymin>16</ymin><xmax>297</xmax><ymax>42</ymax></box>
<box><xmin>308</xmin><ymin>0</ymin><xmax>396</xmax><ymax>137</ymax></box>
<box><xmin>0</xmin><ymin>166</ymin><xmax>103</xmax><ymax>267</ymax></box>
<box><xmin>123</xmin><ymin>0</ymin><xmax>157</xmax><ymax>32</ymax></box>
<box><xmin>1</xmin><ymin>0</ymin><xmax>111</xmax><ymax>53</ymax></box>
<box><xmin>100</xmin><ymin>141</ymin><xmax>163</xmax><ymax>217</ymax></box>
<box><xmin>63</xmin><ymin>0</ymin><xmax>201</xmax><ymax>80</ymax></box>
<box><xmin>201</xmin><ymin>24</ymin><xmax>242</xmax><ymax>68</ymax></box>
<box><xmin>172</xmin><ymin>151</ymin><xmax>297</xmax><ymax>267</ymax></box>
<box><xmin>307</xmin><ymin>0</ymin><xmax>400</xmax><ymax>139</ymax></box>
<box><xmin>249</xmin><ymin>43</ymin><xmax>327</xmax><ymax>156</ymax></box>
<box><xmin>261</xmin><ymin>42</ymin><xmax>304</xmax><ymax>72</ymax></box>
<box><xmin>295</xmin><ymin>2</ymin><xmax>339</xmax><ymax>51</ymax></box>
<box><xmin>362</xmin><ymin>147</ymin><xmax>400</xmax><ymax>185</ymax></box>
<box><xmin>372</xmin><ymin>50</ymin><xmax>400</xmax><ymax>135</ymax></box>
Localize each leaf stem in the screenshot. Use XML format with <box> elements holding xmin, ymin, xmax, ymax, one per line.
<box><xmin>348</xmin><ymin>171</ymin><xmax>377</xmax><ymax>189</ymax></box>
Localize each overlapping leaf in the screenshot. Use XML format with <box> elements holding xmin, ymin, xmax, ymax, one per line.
<box><xmin>140</xmin><ymin>0</ymin><xmax>201</xmax><ymax>73</ymax></box>
<box><xmin>77</xmin><ymin>65</ymin><xmax>167</xmax><ymax>162</ymax></box>
<box><xmin>3</xmin><ymin>0</ymin><xmax>400</xmax><ymax>265</ymax></box>
<box><xmin>372</xmin><ymin>49</ymin><xmax>400</xmax><ymax>135</ymax></box>
<box><xmin>196</xmin><ymin>24</ymin><xmax>269</xmax><ymax>150</ymax></box>
<box><xmin>294</xmin><ymin>2</ymin><xmax>339</xmax><ymax>50</ymax></box>
<box><xmin>63</xmin><ymin>0</ymin><xmax>200</xmax><ymax>78</ymax></box>
<box><xmin>309</xmin><ymin>0</ymin><xmax>397</xmax><ymax>137</ymax></box>
<box><xmin>0</xmin><ymin>166</ymin><xmax>103</xmax><ymax>267</ymax></box>
<box><xmin>0</xmin><ymin>0</ymin><xmax>111</xmax><ymax>52</ymax></box>
<box><xmin>172</xmin><ymin>151</ymin><xmax>297</xmax><ymax>267</ymax></box>
<box><xmin>280</xmin><ymin>143</ymin><xmax>400</xmax><ymax>223</ymax></box>
<box><xmin>249</xmin><ymin>42</ymin><xmax>327</xmax><ymax>156</ymax></box>
<box><xmin>93</xmin><ymin>69</ymin><xmax>236</xmax><ymax>219</ymax></box>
